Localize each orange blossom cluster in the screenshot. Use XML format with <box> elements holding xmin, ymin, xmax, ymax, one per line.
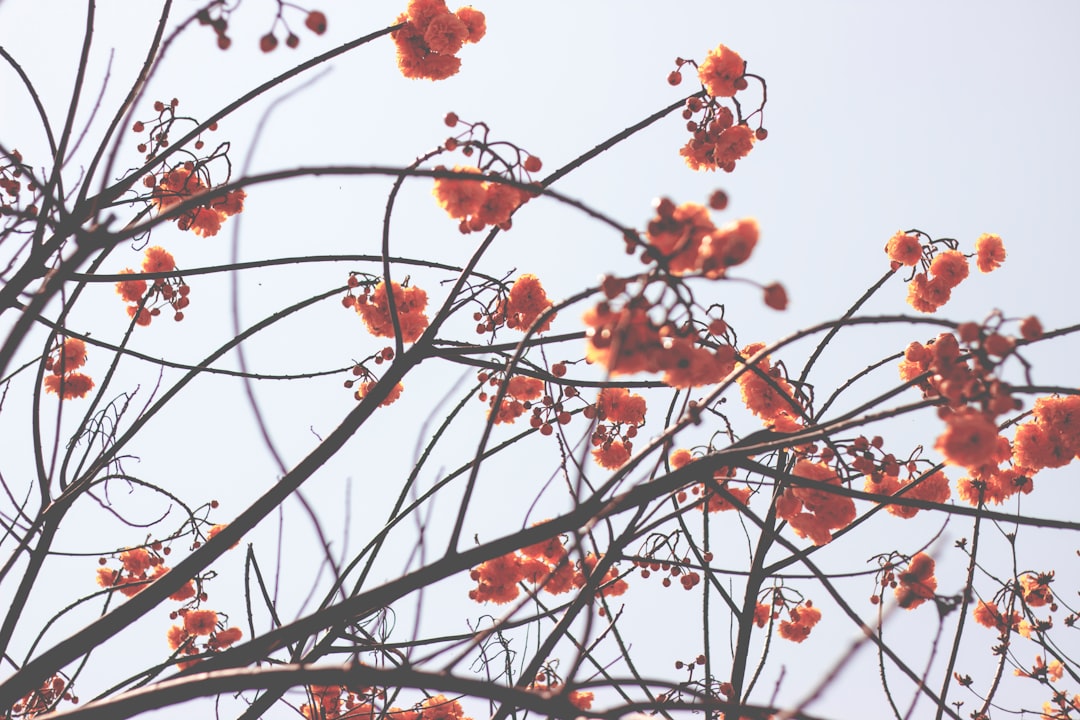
<box><xmin>588</xmin><ymin>387</ymin><xmax>648</xmax><ymax>470</ymax></box>
<box><xmin>351</xmin><ymin>280</ymin><xmax>430</xmax><ymax>344</ymax></box>
<box><xmin>669</xmin><ymin>448</ymin><xmax>752</xmax><ymax>512</ymax></box>
<box><xmin>670</xmin><ymin>45</ymin><xmax>765</xmax><ymax>173</ymax></box>
<box><xmin>391</xmin><ymin>0</ymin><xmax>485</xmax><ymax>81</ymax></box>
<box><xmin>885</xmin><ymin>232</ymin><xmax>1006</xmax><ymax>313</ymax></box>
<box><xmin>150</xmin><ymin>164</ymin><xmax>245</xmax><ymax>238</ymax></box>
<box><xmin>42</xmin><ymin>338</ymin><xmax>94</xmax><ymax>400</ymax></box>
<box><xmin>9</xmin><ymin>675</ymin><xmax>77</xmax><ymax>719</ymax></box>
<box><xmin>777</xmin><ymin>600</ymin><xmax>822</xmax><ymax>643</ymax></box>
<box><xmin>432</xmin><ymin>165</ymin><xmax>531</xmax><ymax>234</ymax></box>
<box><xmin>469</xmin><ymin>534</ymin><xmax>627</xmax><ymax>606</ymax></box>
<box><xmin>774</xmin><ymin>460</ymin><xmax>856</xmax><ymax>546</ymax></box>
<box><xmin>115</xmin><ymin>245</ymin><xmax>191</xmax><ymax>325</ymax></box>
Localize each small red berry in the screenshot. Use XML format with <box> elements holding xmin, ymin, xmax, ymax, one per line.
<box><xmin>286</xmin><ymin>33</ymin><xmax>300</xmax><ymax>49</ymax></box>
<box><xmin>132</xmin><ymin>121</ymin><xmax>145</xmax><ymax>133</ymax></box>
<box><xmin>305</xmin><ymin>11</ymin><xmax>328</xmax><ymax>34</ymax></box>
<box><xmin>523</xmin><ymin>155</ymin><xmax>542</xmax><ymax>173</ymax></box>
<box><xmin>667</xmin><ymin>70</ymin><xmax>682</xmax><ymax>86</ymax></box>
<box><xmin>217</xmin><ymin>34</ymin><xmax>232</xmax><ymax>50</ymax></box>
<box><xmin>260</xmin><ymin>33</ymin><xmax>278</xmax><ymax>52</ymax></box>
<box><xmin>708</xmin><ymin>190</ymin><xmax>728</xmax><ymax>210</ymax></box>
<box><xmin>734</xmin><ymin>77</ymin><xmax>749</xmax><ymax>91</ymax></box>
<box><xmin>755</xmin><ymin>127</ymin><xmax>768</xmax><ymax>141</ymax></box>
<box><xmin>444</xmin><ymin>112</ymin><xmax>459</xmax><ymax>127</ymax></box>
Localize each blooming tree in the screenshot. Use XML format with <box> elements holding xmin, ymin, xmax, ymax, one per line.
<box><xmin>1</xmin><ymin>3</ymin><xmax>1079</xmax><ymax>720</ymax></box>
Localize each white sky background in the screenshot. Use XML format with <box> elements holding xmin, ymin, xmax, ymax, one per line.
<box><xmin>2</xmin><ymin>1</ymin><xmax>1080</xmax><ymax>719</ymax></box>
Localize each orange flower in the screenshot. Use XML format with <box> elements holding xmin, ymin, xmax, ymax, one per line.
<box><xmin>43</xmin><ymin>372</ymin><xmax>95</xmax><ymax>400</ymax></box>
<box><xmin>56</xmin><ymin>338</ymin><xmax>87</xmax><ymax>373</ymax></box>
<box><xmin>645</xmin><ymin>201</ymin><xmax>715</xmax><ymax>273</ymax></box>
<box><xmin>866</xmin><ymin>470</ymin><xmax>950</xmax><ymax>518</ymax></box>
<box><xmin>213</xmin><ymin>626</ymin><xmax>243</xmax><ymax>648</ymax></box>
<box><xmin>1020</xmin><ymin>573</ymin><xmax>1053</xmax><ymax>607</ymax></box>
<box><xmin>972</xmin><ymin>600</ymin><xmax>1021</xmax><ymax>633</ymax></box>
<box><xmin>583</xmin><ymin>304</ymin><xmax>664</xmax><ymax>376</ymax></box>
<box><xmin>505</xmin><ymin>375</ymin><xmax>543</xmax><ymax>401</ymax></box>
<box><xmin>737</xmin><ymin>344</ymin><xmax>802</xmax><ymax>430</ymax></box>
<box><xmin>456</xmin><ymin>6</ymin><xmax>485</xmax><ymax>42</ymax></box>
<box><xmin>935</xmin><ymin>409</ymin><xmax>1000</xmax><ymax>470</ymax></box>
<box><xmin>355</xmin><ymin>380</ymin><xmax>404</xmax><ymax>407</ymax></box>
<box><xmin>885</xmin><ymin>232</ymin><xmax>922</xmax><ymax>266</ymax></box>
<box><xmin>568</xmin><ymin>691</ymin><xmax>593</xmax><ymax>711</ymax></box>
<box><xmin>593</xmin><ymin>440</ymin><xmax>631</xmax><ymax>469</ymax></box>
<box><xmin>119</xmin><ymin>548</ymin><xmax>152</xmax><ymax>576</ymax></box>
<box><xmin>1012</xmin><ymin>421</ymin><xmax>1072</xmax><ymax>471</ymax></box>
<box><xmin>779</xmin><ymin>461</ymin><xmax>855</xmax><ymax>545</ymax></box>
<box><xmin>699</xmin><ymin>217</ymin><xmax>759</xmax><ymax>277</ymax></box>
<box><xmin>432</xmin><ymin>165</ymin><xmax>485</xmax><ymax>219</ymax></box>
<box><xmin>713</xmin><ymin>124</ymin><xmax>755</xmax><ymax>171</ymax></box>
<box><xmin>906</xmin><ymin>272</ymin><xmax>952</xmax><ymax>313</ymax></box>
<box><xmin>167</xmin><ymin>625</ymin><xmax>188</xmax><ymax>651</ymax></box>
<box><xmin>356</xmin><ymin>281</ymin><xmax>429</xmax><ymax>342</ymax></box>
<box><xmin>895</xmin><ymin>553</ymin><xmax>937</xmax><ymax>609</ymax></box>
<box><xmin>753</xmin><ymin>602</ymin><xmax>771</xmax><ymax>627</ymax></box>
<box><xmin>929</xmin><ymin>250</ymin><xmax>969</xmax><ymax>289</ymax></box>
<box><xmin>475</xmin><ymin>183</ymin><xmax>525</xmax><ymax>227</ymax></box>
<box><xmin>596</xmin><ymin>387</ymin><xmax>647</xmax><ymax>425</ymax></box>
<box><xmin>669</xmin><ymin>448</ymin><xmax>693</xmax><ymax>468</ymax></box>
<box><xmin>975</xmin><ymin>233</ymin><xmax>1006</xmax><ymax>273</ymax></box>
<box><xmin>697</xmin><ymin>44</ymin><xmax>746</xmax><ymax>98</ymax></box>
<box><xmin>469</xmin><ymin>553</ymin><xmax>525</xmax><ymax>604</ymax></box>
<box><xmin>115</xmin><ymin>269</ymin><xmax>147</xmax><ymax>303</ymax></box>
<box><xmin>504</xmin><ymin>274</ymin><xmax>556</xmax><ymax>333</ymax></box>
<box><xmin>777</xmin><ymin>602</ymin><xmax>821</xmax><ymax>643</ymax></box>
<box><xmin>142</xmin><ymin>246</ymin><xmax>176</xmax><ymax>274</ymax></box>
<box><xmin>183</xmin><ymin>609</ymin><xmax>218</xmax><ymax>636</ymax></box>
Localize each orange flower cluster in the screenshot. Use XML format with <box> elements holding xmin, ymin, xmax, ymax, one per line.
<box><xmin>595</xmin><ymin>387</ymin><xmax>647</xmax><ymax>424</ymax></box>
<box><xmin>10</xmin><ymin>675</ymin><xmax>77</xmax><ymax>718</ymax></box>
<box><xmin>167</xmin><ymin>609</ymin><xmax>243</xmax><ymax>670</ymax></box>
<box><xmin>775</xmin><ymin>461</ymin><xmax>855</xmax><ymax>546</ymax></box>
<box><xmin>669</xmin><ymin>449</ymin><xmax>752</xmax><ymax>512</ymax></box>
<box><xmin>116</xmin><ymin>246</ymin><xmax>191</xmax><ymax>325</ymax></box>
<box><xmin>645</xmin><ymin>199</ymin><xmax>759</xmax><ymax>277</ymax></box>
<box><xmin>894</xmin><ymin>553</ymin><xmax>937</xmax><ymax>609</ymax></box>
<box><xmin>1020</xmin><ymin>572</ymin><xmax>1055</xmax><ymax>608</ymax></box>
<box><xmin>864</xmin><ymin>469</ymin><xmax>951</xmax><ymax>519</ymax></box>
<box><xmin>391</xmin><ymin>0</ymin><xmax>485</xmax><ymax>80</ymax></box>
<box><xmin>502</xmin><ymin>273</ymin><xmax>556</xmax><ymax>333</ymax></box>
<box><xmin>1016</xmin><ymin>655</ymin><xmax>1064</xmax><ymax>683</ymax></box>
<box><xmin>354</xmin><ymin>380</ymin><xmax>404</xmax><ymax>407</ymax></box>
<box><xmin>529</xmin><ymin>675</ymin><xmax>594</xmax><ymax>711</ymax></box>
<box><xmin>488</xmin><ymin>374</ymin><xmax>544</xmax><ymax>424</ymax></box>
<box><xmin>676</xmin><ymin>45</ymin><xmax>760</xmax><ymax>172</ymax></box>
<box><xmin>584</xmin><ymin>302</ymin><xmax>737</xmax><ymax>388</ymax></box>
<box><xmin>1013</xmin><ymin>395</ymin><xmax>1080</xmax><ymax>472</ymax></box>
<box><xmin>737</xmin><ymin>342</ymin><xmax>803</xmax><ymax>432</ymax></box>
<box><xmin>355</xmin><ymin>280</ymin><xmax>429</xmax><ymax>343</ymax></box>
<box><xmin>898</xmin><ymin>333</ymin><xmax>1020</xmax><ymax>481</ymax></box>
<box><xmin>973</xmin><ymin>599</ymin><xmax>1026</xmax><ymax>636</ymax></box>
<box><xmin>907</xmin><ymin>249</ymin><xmax>970</xmax><ymax>313</ymax></box>
<box><xmin>96</xmin><ymin>546</ymin><xmax>197</xmax><ymax>601</ymax></box>
<box><xmin>43</xmin><ymin>338</ymin><xmax>94</xmax><ymax>400</ymax></box>
<box><xmin>890</xmin><ymin>234</ymin><xmax>1005</xmax><ymax>313</ymax></box>
<box><xmin>588</xmin><ymin>388</ymin><xmax>648</xmax><ymax>469</ymax></box>
<box><xmin>469</xmin><ymin>536</ymin><xmax>626</xmax><ymax>605</ymax></box>
<box><xmin>151</xmin><ymin>164</ymin><xmax>245</xmax><ymax>238</ymax></box>
<box><xmin>777</xmin><ymin>601</ymin><xmax>821</xmax><ymax>643</ymax></box>
<box><xmin>432</xmin><ymin>166</ymin><xmax>529</xmax><ymax>233</ymax></box>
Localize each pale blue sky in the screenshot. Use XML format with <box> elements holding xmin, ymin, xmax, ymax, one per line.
<box><xmin>2</xmin><ymin>2</ymin><xmax>1079</xmax><ymax>718</ymax></box>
